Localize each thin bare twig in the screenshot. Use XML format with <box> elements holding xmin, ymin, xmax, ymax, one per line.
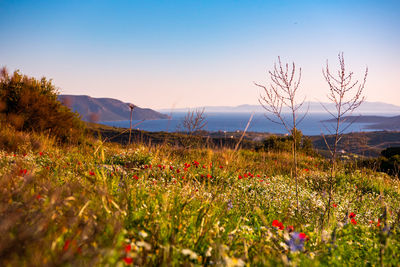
<box><xmin>255</xmin><ymin>56</ymin><xmax>307</xmax><ymax>211</ymax></box>
<box><xmin>234</xmin><ymin>113</ymin><xmax>254</xmax><ymax>152</ymax></box>
<box><xmin>321</xmin><ymin>52</ymin><xmax>368</xmax><ymax>226</ymax></box>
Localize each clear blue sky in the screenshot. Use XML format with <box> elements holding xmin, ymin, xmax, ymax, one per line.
<box><xmin>1</xmin><ymin>0</ymin><xmax>399</xmax><ymax>109</ymax></box>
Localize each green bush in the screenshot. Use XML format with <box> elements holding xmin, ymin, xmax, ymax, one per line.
<box><xmin>360</xmin><ymin>147</ymin><xmax>400</xmax><ymax>177</ymax></box>
<box><xmin>0</xmin><ymin>67</ymin><xmax>85</xmax><ymax>143</ymax></box>
<box><xmin>262</xmin><ymin>129</ymin><xmax>314</xmax><ymax>154</ymax></box>
<box><xmin>381</xmin><ymin>147</ymin><xmax>400</xmax><ymax>159</ymax></box>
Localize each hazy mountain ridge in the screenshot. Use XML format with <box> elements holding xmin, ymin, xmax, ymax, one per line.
<box><xmin>159</xmin><ymin>101</ymin><xmax>400</xmax><ymax>114</ymax></box>
<box><xmin>58</xmin><ymin>95</ymin><xmax>169</xmax><ymax>122</ymax></box>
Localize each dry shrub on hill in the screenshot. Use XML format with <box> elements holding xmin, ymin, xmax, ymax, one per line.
<box><xmin>0</xmin><ymin>67</ymin><xmax>85</xmax><ymax>145</ymax></box>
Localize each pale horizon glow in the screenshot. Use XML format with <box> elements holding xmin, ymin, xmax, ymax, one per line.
<box><xmin>0</xmin><ymin>0</ymin><xmax>399</xmax><ymax>109</ymax></box>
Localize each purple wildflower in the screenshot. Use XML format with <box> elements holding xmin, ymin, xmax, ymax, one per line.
<box><xmin>288</xmin><ymin>232</ymin><xmax>307</xmax><ymax>252</ymax></box>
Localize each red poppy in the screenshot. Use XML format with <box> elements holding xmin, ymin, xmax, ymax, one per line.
<box><xmin>89</xmin><ymin>171</ymin><xmax>95</xmax><ymax>176</ymax></box>
<box><xmin>219</xmin><ymin>166</ymin><xmax>223</xmax><ymax>169</ymax></box>
<box><xmin>287</xmin><ymin>225</ymin><xmax>294</xmax><ymax>232</ymax></box>
<box><xmin>238</xmin><ymin>175</ymin><xmax>243</xmax><ymax>179</ymax></box>
<box><xmin>332</xmin><ymin>203</ymin><xmax>337</xmax><ymax>208</ymax></box>
<box><xmin>36</xmin><ymin>194</ymin><xmax>43</xmax><ymax>200</ymax></box>
<box><xmin>39</xmin><ymin>152</ymin><xmax>43</xmax><ymax>156</ymax></box>
<box><xmin>123</xmin><ymin>257</ymin><xmax>133</xmax><ymax>264</ymax></box>
<box><xmin>20</xmin><ymin>169</ymin><xmax>27</xmax><ymax>175</ymax></box>
<box><xmin>125</xmin><ymin>244</ymin><xmax>131</xmax><ymax>253</ymax></box>
<box><xmin>176</xmin><ymin>169</ymin><xmax>180</xmax><ymax>174</ymax></box>
<box><xmin>133</xmin><ymin>175</ymin><xmax>139</xmax><ymax>180</ymax></box>
<box><xmin>257</xmin><ymin>174</ymin><xmax>261</xmax><ymax>177</ymax></box>
<box><xmin>63</xmin><ymin>240</ymin><xmax>71</xmax><ymax>251</ymax></box>
<box><xmin>299</xmin><ymin>232</ymin><xmax>307</xmax><ymax>239</ymax></box>
<box><xmin>272</xmin><ymin>220</ymin><xmax>284</xmax><ymax>230</ymax></box>
<box><xmin>351</xmin><ymin>218</ymin><xmax>357</xmax><ymax>225</ymax></box>
<box><xmin>349</xmin><ymin>212</ymin><xmax>356</xmax><ymax>219</ymax></box>
<box><xmin>207</xmin><ymin>174</ymin><xmax>212</xmax><ymax>178</ymax></box>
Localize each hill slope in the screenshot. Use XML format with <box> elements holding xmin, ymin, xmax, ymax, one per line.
<box><xmin>58</xmin><ymin>95</ymin><xmax>169</xmax><ymax>122</ymax></box>
<box><xmin>322</xmin><ymin>115</ymin><xmax>400</xmax><ymax>131</ymax></box>
<box><xmin>367</xmin><ymin>115</ymin><xmax>400</xmax><ymax>130</ymax></box>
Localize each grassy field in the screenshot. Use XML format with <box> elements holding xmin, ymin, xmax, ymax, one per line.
<box><xmin>88</xmin><ymin>123</ymin><xmax>400</xmax><ymax>157</ymax></box>
<box><xmin>1</xmin><ymin>129</ymin><xmax>400</xmax><ymax>266</ymax></box>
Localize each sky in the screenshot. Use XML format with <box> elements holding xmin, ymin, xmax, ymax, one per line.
<box><xmin>0</xmin><ymin>0</ymin><xmax>399</xmax><ymax>109</ymax></box>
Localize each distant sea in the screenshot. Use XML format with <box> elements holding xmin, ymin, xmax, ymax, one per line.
<box><xmin>100</xmin><ymin>112</ymin><xmax>394</xmax><ymax>136</ymax></box>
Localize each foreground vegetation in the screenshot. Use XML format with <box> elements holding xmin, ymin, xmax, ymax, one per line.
<box><xmin>1</xmin><ymin>124</ymin><xmax>400</xmax><ymax>266</ymax></box>
<box><xmin>2</xmin><ymin>67</ymin><xmax>400</xmax><ymax>266</ymax></box>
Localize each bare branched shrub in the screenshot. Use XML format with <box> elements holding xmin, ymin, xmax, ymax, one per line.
<box><xmin>182</xmin><ymin>108</ymin><xmax>207</xmax><ymax>135</ymax></box>
<box><xmin>321</xmin><ymin>52</ymin><xmax>368</xmax><ymax>224</ymax></box>
<box><xmin>255</xmin><ymin>56</ymin><xmax>307</xmax><ymax>210</ymax></box>
<box><xmin>178</xmin><ymin>108</ymin><xmax>207</xmax><ymax>149</ymax></box>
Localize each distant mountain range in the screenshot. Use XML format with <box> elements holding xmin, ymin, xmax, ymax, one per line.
<box><xmin>58</xmin><ymin>95</ymin><xmax>169</xmax><ymax>122</ymax></box>
<box><xmin>158</xmin><ymin>101</ymin><xmax>400</xmax><ymax>115</ymax></box>
<box><xmin>58</xmin><ymin>94</ymin><xmax>400</xmax><ymax>131</ymax></box>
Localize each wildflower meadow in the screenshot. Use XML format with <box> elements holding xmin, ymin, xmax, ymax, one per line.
<box><xmin>1</xmin><ymin>136</ymin><xmax>400</xmax><ymax>266</ymax></box>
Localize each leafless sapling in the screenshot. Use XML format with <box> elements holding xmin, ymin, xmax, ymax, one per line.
<box><xmin>179</xmin><ymin>108</ymin><xmax>207</xmax><ymax>148</ymax></box>
<box><xmin>182</xmin><ymin>108</ymin><xmax>207</xmax><ymax>135</ymax></box>
<box><xmin>255</xmin><ymin>56</ymin><xmax>307</xmax><ymax>211</ymax></box>
<box><xmin>321</xmin><ymin>52</ymin><xmax>368</xmax><ymax>224</ymax></box>
<box><xmin>128</xmin><ymin>103</ymin><xmax>135</xmax><ymax>145</ymax></box>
